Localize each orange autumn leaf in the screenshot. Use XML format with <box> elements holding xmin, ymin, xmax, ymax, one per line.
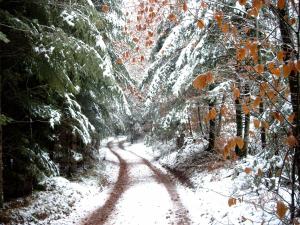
<box><xmin>214</xmin><ymin>12</ymin><xmax>223</xmax><ymax>27</ymax></box>
<box><xmin>183</xmin><ymin>1</ymin><xmax>188</xmax><ymax>12</ymax></box>
<box><xmin>289</xmin><ymin>18</ymin><xmax>296</xmax><ymax>25</ymax></box>
<box><xmin>277</xmin><ymin>0</ymin><xmax>285</xmax><ymax>10</ymax></box>
<box><xmin>248</xmin><ymin>7</ymin><xmax>259</xmax><ymax>17</ymax></box>
<box><xmin>193</xmin><ymin>74</ymin><xmax>207</xmax><ymax>90</ymax></box>
<box><xmin>266</xmin><ymin>90</ymin><xmax>277</xmax><ymax>102</ymax></box>
<box><xmin>273</xmin><ymin>112</ymin><xmax>284</xmax><ymax>123</ymax></box>
<box><xmin>249</xmin><ymin>42</ymin><xmax>258</xmax><ymax>62</ymax></box>
<box><xmin>221</xmin><ymin>23</ymin><xmax>229</xmax><ymax>33</ymax></box>
<box><xmin>283</xmin><ymin>64</ymin><xmax>291</xmax><ymax>77</ymax></box>
<box><xmin>148</xmin><ymin>31</ymin><xmax>154</xmax><ymax>37</ymax></box>
<box><xmin>271</xmin><ymin>68</ymin><xmax>281</xmax><ymax>77</ymax></box>
<box><xmin>235</xmin><ymin>136</ymin><xmax>244</xmax><ymax>149</ymax></box>
<box><xmin>133</xmin><ymin>37</ymin><xmax>139</xmax><ymax>43</ymax></box>
<box><xmin>228</xmin><ymin>197</ymin><xmax>237</xmax><ymax>207</ymax></box>
<box><xmin>244</xmin><ymin>167</ymin><xmax>252</xmax><ymax>174</ymax></box>
<box><xmin>254</xmin><ymin>64</ymin><xmax>264</xmax><ymax>74</ymax></box>
<box><xmin>197</xmin><ymin>19</ymin><xmax>205</xmax><ymax>29</ymax></box>
<box><xmin>276</xmin><ymin>201</ymin><xmax>288</xmax><ymax>219</ymax></box>
<box><xmin>252</xmin><ymin>96</ymin><xmax>261</xmax><ymax>108</ymax></box>
<box><xmin>286</xmin><ymin>135</ymin><xmax>298</xmax><ymax>148</ymax></box>
<box><xmin>233</xmin><ymin>87</ymin><xmax>240</xmax><ymax>100</ymax></box>
<box><xmin>168</xmin><ymin>13</ymin><xmax>177</xmax><ymax>22</ymax></box>
<box><xmin>242</xmin><ymin>103</ymin><xmax>250</xmax><ymax>115</ymax></box>
<box><xmin>237</xmin><ymin>48</ymin><xmax>247</xmax><ymax>61</ymax></box>
<box><xmin>238</xmin><ymin>0</ymin><xmax>247</xmax><ymax>5</ymax></box>
<box><xmin>288</xmin><ymin>113</ymin><xmax>295</xmax><ymax>123</ymax></box>
<box><xmin>223</xmin><ymin>145</ymin><xmax>230</xmax><ymax>159</ymax></box>
<box><xmin>277</xmin><ymin>51</ymin><xmax>284</xmax><ymax>62</ymax></box>
<box><xmin>208</xmin><ymin>107</ymin><xmax>217</xmax><ymax>120</ymax></box>
<box><xmin>101</xmin><ymin>4</ymin><xmax>110</xmax><ymax>13</ymax></box>
<box><xmin>262</xmin><ymin>121</ymin><xmax>269</xmax><ymax>129</ymax></box>
<box><xmin>193</xmin><ymin>72</ymin><xmax>214</xmax><ymax>90</ymax></box>
<box><xmin>252</xmin><ymin>0</ymin><xmax>263</xmax><ymax>10</ymax></box>
<box><xmin>116</xmin><ymin>58</ymin><xmax>122</xmax><ymax>64</ymax></box>
<box><xmin>253</xmin><ymin>119</ymin><xmax>260</xmax><ymax>128</ymax></box>
<box><xmin>268</xmin><ymin>62</ymin><xmax>275</xmax><ymax>71</ymax></box>
<box><xmin>221</xmin><ymin>106</ymin><xmax>227</xmax><ymax>116</ymax></box>
<box><xmin>227</xmin><ymin>138</ymin><xmax>236</xmax><ymax>150</ymax></box>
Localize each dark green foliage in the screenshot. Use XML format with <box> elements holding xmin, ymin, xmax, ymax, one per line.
<box><xmin>0</xmin><ymin>0</ymin><xmax>131</xmax><ymax>200</ymax></box>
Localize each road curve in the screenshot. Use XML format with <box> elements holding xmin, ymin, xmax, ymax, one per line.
<box><xmin>80</xmin><ymin>141</ymin><xmax>190</xmax><ymax>225</ymax></box>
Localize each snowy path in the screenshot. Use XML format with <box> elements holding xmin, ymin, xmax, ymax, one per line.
<box><xmin>3</xmin><ymin>139</ymin><xmax>280</xmax><ymax>225</ymax></box>
<box><xmin>81</xmin><ymin>141</ymin><xmax>191</xmax><ymax>225</ymax></box>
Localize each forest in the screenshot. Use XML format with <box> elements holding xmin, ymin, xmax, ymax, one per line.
<box><xmin>0</xmin><ymin>0</ymin><xmax>299</xmax><ymax>224</ymax></box>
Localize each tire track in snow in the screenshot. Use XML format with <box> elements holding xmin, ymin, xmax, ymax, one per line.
<box><xmin>118</xmin><ymin>141</ymin><xmax>191</xmax><ymax>225</ymax></box>
<box><xmin>81</xmin><ymin>142</ymin><xmax>129</xmax><ymax>225</ymax></box>
<box><xmin>81</xmin><ymin>140</ymin><xmax>191</xmax><ymax>225</ymax></box>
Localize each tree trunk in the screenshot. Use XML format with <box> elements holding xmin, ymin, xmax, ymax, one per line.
<box><xmin>256</xmin><ymin>18</ymin><xmax>267</xmax><ymax>149</ymax></box>
<box><xmin>0</xmin><ymin>69</ymin><xmax>3</xmax><ymax>208</ymax></box>
<box><xmin>197</xmin><ymin>105</ymin><xmax>204</xmax><ymax>136</ymax></box>
<box><xmin>207</xmin><ymin>85</ymin><xmax>216</xmax><ymax>151</ymax></box>
<box><xmin>259</xmin><ymin>101</ymin><xmax>267</xmax><ymax>149</ymax></box>
<box><xmin>242</xmin><ymin>83</ymin><xmax>250</xmax><ymax>157</ymax></box>
<box><xmin>217</xmin><ymin>93</ymin><xmax>226</xmax><ymax>137</ymax></box>
<box><xmin>275</xmin><ymin>4</ymin><xmax>300</xmax><ymax>220</ymax></box>
<box><xmin>235</xmin><ymin>80</ymin><xmax>243</xmax><ymax>156</ymax></box>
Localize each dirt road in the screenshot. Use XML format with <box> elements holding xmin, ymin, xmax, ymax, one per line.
<box><xmin>81</xmin><ymin>141</ymin><xmax>190</xmax><ymax>225</ymax></box>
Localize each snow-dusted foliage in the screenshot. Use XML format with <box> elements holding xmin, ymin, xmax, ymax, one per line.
<box><xmin>0</xmin><ymin>0</ymin><xmax>137</xmax><ymax>201</ymax></box>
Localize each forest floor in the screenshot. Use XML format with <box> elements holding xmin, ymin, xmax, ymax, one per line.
<box><xmin>1</xmin><ymin>137</ymin><xmax>284</xmax><ymax>225</ymax></box>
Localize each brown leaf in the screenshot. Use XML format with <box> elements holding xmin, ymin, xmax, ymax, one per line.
<box><xmin>244</xmin><ymin>167</ymin><xmax>252</xmax><ymax>174</ymax></box>
<box><xmin>277</xmin><ymin>0</ymin><xmax>285</xmax><ymax>10</ymax></box>
<box><xmin>101</xmin><ymin>4</ymin><xmax>110</xmax><ymax>13</ymax></box>
<box><xmin>286</xmin><ymin>135</ymin><xmax>298</xmax><ymax>148</ymax></box>
<box><xmin>273</xmin><ymin>112</ymin><xmax>284</xmax><ymax>123</ymax></box>
<box><xmin>197</xmin><ymin>19</ymin><xmax>205</xmax><ymax>29</ymax></box>
<box><xmin>288</xmin><ymin>113</ymin><xmax>295</xmax><ymax>123</ymax></box>
<box><xmin>276</xmin><ymin>201</ymin><xmax>287</xmax><ymax>219</ymax></box>
<box><xmin>242</xmin><ymin>104</ymin><xmax>250</xmax><ymax>115</ymax></box>
<box><xmin>236</xmin><ymin>48</ymin><xmax>247</xmax><ymax>61</ymax></box>
<box><xmin>238</xmin><ymin>0</ymin><xmax>247</xmax><ymax>5</ymax></box>
<box><xmin>252</xmin><ymin>96</ymin><xmax>261</xmax><ymax>108</ymax></box>
<box><xmin>228</xmin><ymin>197</ymin><xmax>237</xmax><ymax>207</ymax></box>
<box><xmin>193</xmin><ymin>74</ymin><xmax>207</xmax><ymax>90</ymax></box>
<box><xmin>271</xmin><ymin>68</ymin><xmax>281</xmax><ymax>77</ymax></box>
<box><xmin>235</xmin><ymin>136</ymin><xmax>244</xmax><ymax>149</ymax></box>
<box><xmin>252</xmin><ymin>0</ymin><xmax>264</xmax><ymax>10</ymax></box>
<box><xmin>116</xmin><ymin>58</ymin><xmax>122</xmax><ymax>64</ymax></box>
<box><xmin>262</xmin><ymin>121</ymin><xmax>269</xmax><ymax>130</ymax></box>
<box><xmin>221</xmin><ymin>106</ymin><xmax>227</xmax><ymax>116</ymax></box>
<box><xmin>233</xmin><ymin>87</ymin><xmax>240</xmax><ymax>100</ymax></box>
<box><xmin>253</xmin><ymin>119</ymin><xmax>260</xmax><ymax>128</ymax></box>
<box><xmin>209</xmin><ymin>107</ymin><xmax>217</xmax><ymax>120</ymax></box>
<box><xmin>283</xmin><ymin>64</ymin><xmax>291</xmax><ymax>77</ymax></box>
<box><xmin>168</xmin><ymin>13</ymin><xmax>177</xmax><ymax>22</ymax></box>
<box><xmin>193</xmin><ymin>72</ymin><xmax>214</xmax><ymax>90</ymax></box>
<box><xmin>221</xmin><ymin>23</ymin><xmax>229</xmax><ymax>33</ymax></box>
<box><xmin>289</xmin><ymin>18</ymin><xmax>296</xmax><ymax>25</ymax></box>
<box><xmin>277</xmin><ymin>51</ymin><xmax>284</xmax><ymax>62</ymax></box>
<box><xmin>254</xmin><ymin>64</ymin><xmax>264</xmax><ymax>74</ymax></box>
<box><xmin>214</xmin><ymin>12</ymin><xmax>223</xmax><ymax>27</ymax></box>
<box><xmin>183</xmin><ymin>1</ymin><xmax>188</xmax><ymax>12</ymax></box>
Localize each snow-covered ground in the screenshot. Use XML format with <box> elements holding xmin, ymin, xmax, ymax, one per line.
<box><xmin>0</xmin><ymin>137</ymin><xmax>290</xmax><ymax>225</ymax></box>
